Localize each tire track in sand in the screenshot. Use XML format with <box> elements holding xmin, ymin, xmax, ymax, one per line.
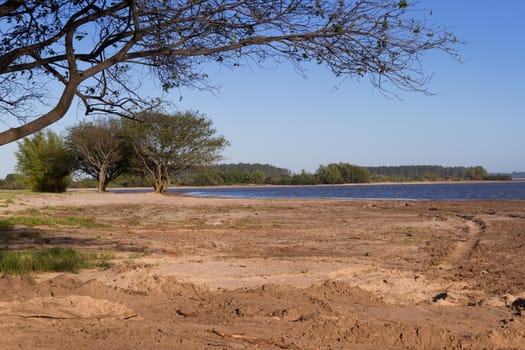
<box><xmin>443</xmin><ymin>215</ymin><xmax>486</xmax><ymax>269</ymax></box>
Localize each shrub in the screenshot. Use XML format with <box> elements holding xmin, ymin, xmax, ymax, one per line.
<box><xmin>15</xmin><ymin>130</ymin><xmax>74</xmax><ymax>192</ymax></box>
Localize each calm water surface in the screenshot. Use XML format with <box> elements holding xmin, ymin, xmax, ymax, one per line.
<box><xmin>163</xmin><ymin>181</ymin><xmax>525</xmax><ymax>201</ymax></box>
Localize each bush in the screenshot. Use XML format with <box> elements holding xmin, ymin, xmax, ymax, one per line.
<box><xmin>15</xmin><ymin>130</ymin><xmax>74</xmax><ymax>192</ymax></box>
<box><xmin>182</xmin><ymin>169</ymin><xmax>225</xmax><ymax>186</ymax></box>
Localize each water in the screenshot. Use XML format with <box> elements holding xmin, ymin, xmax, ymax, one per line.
<box><xmin>163</xmin><ymin>181</ymin><xmax>525</xmax><ymax>201</ymax></box>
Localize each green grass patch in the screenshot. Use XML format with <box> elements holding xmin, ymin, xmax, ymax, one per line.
<box><xmin>0</xmin><ymin>247</ymin><xmax>113</xmax><ymax>274</ymax></box>
<box><xmin>0</xmin><ymin>216</ymin><xmax>105</xmax><ymax>228</ymax></box>
<box><xmin>41</xmin><ymin>205</ymin><xmax>85</xmax><ymax>212</ymax></box>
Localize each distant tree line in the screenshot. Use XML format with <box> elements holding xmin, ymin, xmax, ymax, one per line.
<box><xmin>3</xmin><ymin>132</ymin><xmax>515</xmax><ymax>192</ymax></box>
<box><xmin>179</xmin><ymin>163</ymin><xmax>371</xmax><ymax>186</ymax></box>
<box><xmin>1</xmin><ymin>159</ymin><xmax>514</xmax><ymax>191</ymax></box>
<box><xmin>177</xmin><ymin>163</ymin><xmax>513</xmax><ymax>186</ymax></box>
<box><xmin>367</xmin><ymin>165</ymin><xmax>468</xmax><ymax>181</ymax></box>
<box><xmin>215</xmin><ymin>163</ymin><xmax>291</xmax><ymax>178</ymax></box>
<box><xmin>367</xmin><ymin>165</ymin><xmax>512</xmax><ymax>182</ymax></box>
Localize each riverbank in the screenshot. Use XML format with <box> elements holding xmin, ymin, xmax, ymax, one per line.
<box><xmin>1</xmin><ymin>192</ymin><xmax>524</xmax><ymax>348</ymax></box>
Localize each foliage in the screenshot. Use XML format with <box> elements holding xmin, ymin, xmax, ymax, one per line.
<box><xmin>15</xmin><ymin>130</ymin><xmax>74</xmax><ymax>192</ymax></box>
<box><xmin>465</xmin><ymin>166</ymin><xmax>488</xmax><ymax>180</ymax></box>
<box><xmin>180</xmin><ymin>163</ymin><xmax>293</xmax><ymax>186</ymax></box>
<box><xmin>0</xmin><ymin>173</ymin><xmax>27</xmax><ymax>190</ymax></box>
<box><xmin>183</xmin><ymin>163</ymin><xmax>374</xmax><ymax>186</ymax></box>
<box><xmin>214</xmin><ymin>163</ymin><xmax>291</xmax><ymax>178</ymax></box>
<box><xmin>66</xmin><ymin>119</ymin><xmax>131</xmax><ymax>192</ymax></box>
<box><xmin>290</xmin><ymin>171</ymin><xmax>319</xmax><ymax>185</ymax></box>
<box><xmin>123</xmin><ymin>111</ymin><xmax>229</xmax><ymax>193</ymax></box>
<box><xmin>484</xmin><ymin>174</ymin><xmax>512</xmax><ymax>181</ymax></box>
<box><xmin>183</xmin><ymin>169</ymin><xmax>225</xmax><ymax>186</ymax></box>
<box><xmin>367</xmin><ymin>165</ymin><xmax>469</xmax><ymax>180</ymax></box>
<box><xmin>110</xmin><ymin>174</ymin><xmax>151</xmax><ymax>188</ymax></box>
<box><xmin>317</xmin><ymin>164</ymin><xmax>344</xmax><ymax>184</ymax></box>
<box><xmin>0</xmin><ymin>248</ymin><xmax>112</xmax><ymax>275</ymax></box>
<box><xmin>317</xmin><ymin>163</ymin><xmax>371</xmax><ymax>184</ymax></box>
<box><xmin>0</xmin><ymin>1</ymin><xmax>461</xmax><ymax>145</ymax></box>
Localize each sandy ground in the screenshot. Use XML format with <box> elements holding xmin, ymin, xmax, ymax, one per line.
<box><xmin>0</xmin><ymin>191</ymin><xmax>524</xmax><ymax>349</ymax></box>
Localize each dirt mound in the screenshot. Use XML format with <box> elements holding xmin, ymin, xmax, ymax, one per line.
<box><xmin>308</xmin><ymin>279</ymin><xmax>381</xmax><ymax>303</ymax></box>
<box><xmin>0</xmin><ymin>274</ymin><xmax>37</xmax><ymax>300</ymax></box>
<box><xmin>0</xmin><ymin>295</ymin><xmax>137</xmax><ymax>320</ymax></box>
<box><xmin>0</xmin><ymin>274</ymin><xmax>138</xmax><ymax>320</ymax></box>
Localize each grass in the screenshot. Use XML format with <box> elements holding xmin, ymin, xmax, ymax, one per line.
<box><xmin>0</xmin><ymin>216</ymin><xmax>105</xmax><ymax>228</ymax></box>
<box><xmin>41</xmin><ymin>205</ymin><xmax>85</xmax><ymax>212</ymax></box>
<box><xmin>0</xmin><ymin>193</ymin><xmax>17</xmax><ymax>208</ymax></box>
<box><xmin>0</xmin><ymin>247</ymin><xmax>113</xmax><ymax>274</ymax></box>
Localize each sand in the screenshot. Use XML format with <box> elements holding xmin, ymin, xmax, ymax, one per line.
<box><xmin>0</xmin><ymin>191</ymin><xmax>524</xmax><ymax>349</ymax></box>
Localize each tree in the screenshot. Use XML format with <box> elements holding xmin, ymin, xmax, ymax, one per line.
<box><xmin>15</xmin><ymin>130</ymin><xmax>74</xmax><ymax>192</ymax></box>
<box><xmin>317</xmin><ymin>164</ymin><xmax>344</xmax><ymax>184</ymax></box>
<box><xmin>317</xmin><ymin>163</ymin><xmax>370</xmax><ymax>184</ymax></box>
<box><xmin>336</xmin><ymin>163</ymin><xmax>370</xmax><ymax>183</ymax></box>
<box><xmin>0</xmin><ymin>1</ymin><xmax>460</xmax><ymax>145</ymax></box>
<box><xmin>123</xmin><ymin>111</ymin><xmax>229</xmax><ymax>193</ymax></box>
<box><xmin>465</xmin><ymin>166</ymin><xmax>488</xmax><ymax>180</ymax></box>
<box><xmin>66</xmin><ymin>119</ymin><xmax>131</xmax><ymax>192</ymax></box>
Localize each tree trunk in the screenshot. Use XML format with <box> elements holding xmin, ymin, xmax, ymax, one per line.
<box><xmin>153</xmin><ymin>168</ymin><xmax>170</xmax><ymax>193</ymax></box>
<box><xmin>98</xmin><ymin>167</ymin><xmax>107</xmax><ymax>193</ymax></box>
<box><xmin>153</xmin><ymin>178</ymin><xmax>169</xmax><ymax>193</ymax></box>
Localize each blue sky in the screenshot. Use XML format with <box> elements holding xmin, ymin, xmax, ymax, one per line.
<box><xmin>1</xmin><ymin>1</ymin><xmax>524</xmax><ymax>177</ymax></box>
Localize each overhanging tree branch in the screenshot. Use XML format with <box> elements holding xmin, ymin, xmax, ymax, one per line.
<box><xmin>0</xmin><ymin>0</ymin><xmax>461</xmax><ymax>145</ymax></box>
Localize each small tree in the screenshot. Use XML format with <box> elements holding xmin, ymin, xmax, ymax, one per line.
<box><xmin>123</xmin><ymin>111</ymin><xmax>229</xmax><ymax>193</ymax></box>
<box><xmin>67</xmin><ymin>119</ymin><xmax>130</xmax><ymax>192</ymax></box>
<box><xmin>16</xmin><ymin>130</ymin><xmax>74</xmax><ymax>192</ymax></box>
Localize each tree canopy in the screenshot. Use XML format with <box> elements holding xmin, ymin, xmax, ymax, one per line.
<box><xmin>15</xmin><ymin>129</ymin><xmax>74</xmax><ymax>192</ymax></box>
<box><xmin>317</xmin><ymin>163</ymin><xmax>370</xmax><ymax>184</ymax></box>
<box><xmin>123</xmin><ymin>110</ymin><xmax>229</xmax><ymax>193</ymax></box>
<box><xmin>465</xmin><ymin>166</ymin><xmax>488</xmax><ymax>181</ymax></box>
<box><xmin>0</xmin><ymin>0</ymin><xmax>460</xmax><ymax>145</ymax></box>
<box><xmin>66</xmin><ymin>118</ymin><xmax>131</xmax><ymax>192</ymax></box>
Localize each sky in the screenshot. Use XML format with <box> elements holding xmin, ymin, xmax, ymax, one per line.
<box><xmin>1</xmin><ymin>1</ymin><xmax>524</xmax><ymax>178</ymax></box>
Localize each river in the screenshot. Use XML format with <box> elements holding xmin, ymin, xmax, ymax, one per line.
<box><xmin>156</xmin><ymin>181</ymin><xmax>525</xmax><ymax>200</ymax></box>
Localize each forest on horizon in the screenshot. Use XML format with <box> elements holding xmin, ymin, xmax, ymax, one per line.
<box><xmin>0</xmin><ymin>162</ymin><xmax>517</xmax><ymax>190</ymax></box>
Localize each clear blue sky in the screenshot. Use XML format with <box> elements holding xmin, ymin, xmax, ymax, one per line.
<box><xmin>1</xmin><ymin>1</ymin><xmax>524</xmax><ymax>177</ymax></box>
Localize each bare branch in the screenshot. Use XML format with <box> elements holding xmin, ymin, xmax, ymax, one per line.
<box><xmin>0</xmin><ymin>0</ymin><xmax>462</xmax><ymax>145</ymax></box>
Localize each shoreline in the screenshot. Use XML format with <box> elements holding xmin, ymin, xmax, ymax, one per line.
<box><xmin>71</xmin><ymin>180</ymin><xmax>525</xmax><ymax>202</ymax></box>
<box><xmin>68</xmin><ymin>178</ymin><xmax>523</xmax><ymax>191</ymax></box>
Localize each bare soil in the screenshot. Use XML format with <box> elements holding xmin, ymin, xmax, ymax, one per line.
<box><xmin>0</xmin><ymin>191</ymin><xmax>524</xmax><ymax>349</ymax></box>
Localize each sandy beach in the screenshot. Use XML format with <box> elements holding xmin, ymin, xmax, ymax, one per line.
<box><xmin>0</xmin><ymin>191</ymin><xmax>524</xmax><ymax>349</ymax></box>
